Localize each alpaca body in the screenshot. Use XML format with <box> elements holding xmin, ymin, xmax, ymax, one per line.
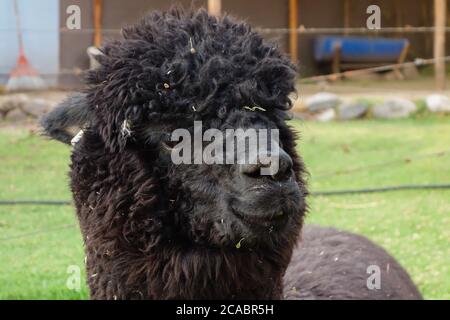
<box><xmin>285</xmin><ymin>225</ymin><xmax>422</xmax><ymax>300</ymax></box>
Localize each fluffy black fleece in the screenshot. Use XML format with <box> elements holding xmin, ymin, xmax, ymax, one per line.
<box><xmin>42</xmin><ymin>8</ymin><xmax>422</xmax><ymax>300</ymax></box>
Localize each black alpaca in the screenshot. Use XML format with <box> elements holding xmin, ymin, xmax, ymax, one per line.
<box><xmin>41</xmin><ymin>8</ymin><xmax>422</xmax><ymax>300</ymax></box>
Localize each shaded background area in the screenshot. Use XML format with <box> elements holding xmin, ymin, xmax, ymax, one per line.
<box><xmin>1</xmin><ymin>0</ymin><xmax>450</xmax><ymax>87</ymax></box>
<box><xmin>56</xmin><ymin>0</ymin><xmax>450</xmax><ymax>86</ymax></box>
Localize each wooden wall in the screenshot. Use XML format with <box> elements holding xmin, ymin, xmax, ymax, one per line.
<box><xmin>58</xmin><ymin>0</ymin><xmax>447</xmax><ymax>87</ymax></box>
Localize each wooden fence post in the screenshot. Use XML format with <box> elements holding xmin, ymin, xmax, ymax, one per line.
<box><xmin>93</xmin><ymin>0</ymin><xmax>103</xmax><ymax>48</ymax></box>
<box><xmin>344</xmin><ymin>0</ymin><xmax>350</xmax><ymax>35</ymax></box>
<box><xmin>289</xmin><ymin>0</ymin><xmax>299</xmax><ymax>65</ymax></box>
<box><xmin>208</xmin><ymin>0</ymin><xmax>221</xmax><ymax>17</ymax></box>
<box><xmin>434</xmin><ymin>0</ymin><xmax>447</xmax><ymax>90</ymax></box>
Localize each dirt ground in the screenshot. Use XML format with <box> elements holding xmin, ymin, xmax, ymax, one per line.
<box><xmin>298</xmin><ymin>78</ymin><xmax>450</xmax><ymax>98</ymax></box>
<box><xmin>291</xmin><ymin>77</ymin><xmax>450</xmax><ymax>111</ymax></box>
<box><xmin>297</xmin><ymin>77</ymin><xmax>450</xmax><ymax>99</ymax></box>
<box><xmin>2</xmin><ymin>89</ymin><xmax>69</xmax><ymax>104</ymax></box>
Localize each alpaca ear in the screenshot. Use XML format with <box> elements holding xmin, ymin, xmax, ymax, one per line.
<box><xmin>40</xmin><ymin>93</ymin><xmax>92</xmax><ymax>145</ymax></box>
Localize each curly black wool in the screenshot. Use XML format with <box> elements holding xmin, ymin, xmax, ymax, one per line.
<box><xmin>47</xmin><ymin>7</ymin><xmax>422</xmax><ymax>300</ymax></box>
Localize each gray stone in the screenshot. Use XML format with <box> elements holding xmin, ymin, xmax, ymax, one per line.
<box><xmin>402</xmin><ymin>64</ymin><xmax>420</xmax><ymax>79</ymax></box>
<box><xmin>314</xmin><ymin>108</ymin><xmax>336</xmax><ymax>122</ymax></box>
<box><xmin>0</xmin><ymin>94</ymin><xmax>28</xmax><ymax>119</ymax></box>
<box><xmin>19</xmin><ymin>98</ymin><xmax>53</xmax><ymax>118</ymax></box>
<box><xmin>426</xmin><ymin>94</ymin><xmax>450</xmax><ymax>113</ymax></box>
<box><xmin>373</xmin><ymin>98</ymin><xmax>417</xmax><ymax>119</ymax></box>
<box><xmin>337</xmin><ymin>101</ymin><xmax>369</xmax><ymax>120</ymax></box>
<box><xmin>305</xmin><ymin>92</ymin><xmax>340</xmax><ymax>113</ymax></box>
<box><xmin>0</xmin><ymin>99</ymin><xmax>15</xmax><ymax>119</ymax></box>
<box><xmin>5</xmin><ymin>108</ymin><xmax>28</xmax><ymax>121</ymax></box>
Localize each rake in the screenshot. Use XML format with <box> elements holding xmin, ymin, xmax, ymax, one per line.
<box><xmin>6</xmin><ymin>0</ymin><xmax>47</xmax><ymax>92</ymax></box>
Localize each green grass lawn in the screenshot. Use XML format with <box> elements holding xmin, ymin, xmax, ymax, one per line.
<box><xmin>0</xmin><ymin>118</ymin><xmax>449</xmax><ymax>300</ymax></box>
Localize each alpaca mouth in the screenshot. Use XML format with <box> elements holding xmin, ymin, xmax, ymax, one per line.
<box><xmin>231</xmin><ymin>205</ymin><xmax>288</xmax><ymax>228</ymax></box>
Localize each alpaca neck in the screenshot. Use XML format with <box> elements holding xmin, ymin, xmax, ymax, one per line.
<box><xmin>148</xmin><ymin>245</ymin><xmax>287</xmax><ymax>299</ymax></box>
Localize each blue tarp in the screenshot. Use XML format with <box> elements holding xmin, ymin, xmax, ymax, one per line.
<box><xmin>314</xmin><ymin>36</ymin><xmax>409</xmax><ymax>62</ymax></box>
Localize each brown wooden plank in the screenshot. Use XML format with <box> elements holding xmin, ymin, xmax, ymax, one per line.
<box><xmin>288</xmin><ymin>0</ymin><xmax>298</xmax><ymax>65</ymax></box>
<box><xmin>434</xmin><ymin>0</ymin><xmax>447</xmax><ymax>90</ymax></box>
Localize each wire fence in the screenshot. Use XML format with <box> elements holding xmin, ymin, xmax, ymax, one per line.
<box><xmin>2</xmin><ymin>55</ymin><xmax>449</xmax><ymax>85</ymax></box>
<box><xmin>313</xmin><ymin>148</ymin><xmax>450</xmax><ymax>179</ymax></box>
<box><xmin>1</xmin><ymin>25</ymin><xmax>449</xmax><ymax>88</ymax></box>
<box><xmin>0</xmin><ymin>224</ymin><xmax>76</xmax><ymax>242</ymax></box>
<box><xmin>1</xmin><ymin>26</ymin><xmax>450</xmax><ymax>34</ymax></box>
<box><xmin>257</xmin><ymin>26</ymin><xmax>450</xmax><ymax>34</ymax></box>
<box><xmin>1</xmin><ymin>148</ymin><xmax>450</xmax><ymax>207</ymax></box>
<box><xmin>2</xmin><ymin>183</ymin><xmax>449</xmax><ymax>207</ymax></box>
<box><xmin>311</xmin><ymin>184</ymin><xmax>450</xmax><ymax>196</ymax></box>
<box><xmin>299</xmin><ymin>56</ymin><xmax>450</xmax><ymax>83</ymax></box>
<box><xmin>1</xmin><ymin>181</ymin><xmax>450</xmax><ymax>242</ymax></box>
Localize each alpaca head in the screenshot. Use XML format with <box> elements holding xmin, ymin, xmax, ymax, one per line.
<box><xmin>161</xmin><ymin>108</ymin><xmax>307</xmax><ymax>249</ymax></box>
<box><xmin>55</xmin><ymin>9</ymin><xmax>307</xmax><ymax>255</ymax></box>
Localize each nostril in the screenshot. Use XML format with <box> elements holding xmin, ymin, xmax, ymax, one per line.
<box><xmin>272</xmin><ymin>167</ymin><xmax>293</xmax><ymax>181</ymax></box>
<box><xmin>272</xmin><ymin>152</ymin><xmax>293</xmax><ymax>181</ymax></box>
<box><xmin>240</xmin><ymin>150</ymin><xmax>293</xmax><ymax>180</ymax></box>
<box><xmin>240</xmin><ymin>163</ymin><xmax>264</xmax><ymax>178</ymax></box>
